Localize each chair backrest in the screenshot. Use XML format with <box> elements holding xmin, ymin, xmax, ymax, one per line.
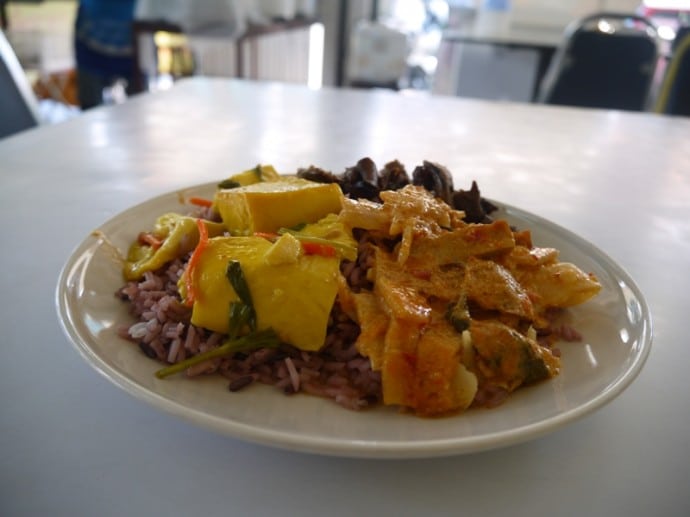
<box><xmin>672</xmin><ymin>25</ymin><xmax>690</xmax><ymax>53</ymax></box>
<box><xmin>0</xmin><ymin>30</ymin><xmax>41</xmax><ymax>139</ymax></box>
<box><xmin>655</xmin><ymin>31</ymin><xmax>690</xmax><ymax>116</ymax></box>
<box><xmin>538</xmin><ymin>12</ymin><xmax>661</xmax><ymax>111</ymax></box>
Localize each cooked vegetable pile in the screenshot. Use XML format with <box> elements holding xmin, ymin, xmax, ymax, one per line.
<box><xmin>118</xmin><ymin>160</ymin><xmax>601</xmax><ymax>416</ymax></box>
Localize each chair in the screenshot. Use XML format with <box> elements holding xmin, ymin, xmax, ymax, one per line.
<box><xmin>0</xmin><ymin>29</ymin><xmax>41</xmax><ymax>138</ymax></box>
<box><xmin>655</xmin><ymin>30</ymin><xmax>690</xmax><ymax>116</ymax></box>
<box><xmin>671</xmin><ymin>25</ymin><xmax>690</xmax><ymax>52</ymax></box>
<box><xmin>538</xmin><ymin>13</ymin><xmax>661</xmax><ymax>111</ymax></box>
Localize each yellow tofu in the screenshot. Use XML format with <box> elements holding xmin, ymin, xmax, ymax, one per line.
<box><xmin>214</xmin><ymin>178</ymin><xmax>344</xmax><ymax>234</ymax></box>
<box><xmin>190</xmin><ymin>236</ymin><xmax>340</xmax><ymax>351</ymax></box>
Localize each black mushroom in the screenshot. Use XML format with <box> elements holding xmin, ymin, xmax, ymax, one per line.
<box><xmin>452</xmin><ymin>181</ymin><xmax>498</xmax><ymax>224</ymax></box>
<box><xmin>299</xmin><ymin>157</ymin><xmax>497</xmax><ymax>224</ymax></box>
<box><xmin>296</xmin><ymin>165</ymin><xmax>340</xmax><ymax>184</ymax></box>
<box><xmin>340</xmin><ymin>157</ymin><xmax>381</xmax><ymax>200</ymax></box>
<box><xmin>378</xmin><ymin>160</ymin><xmax>410</xmax><ymax>191</ymax></box>
<box><xmin>411</xmin><ymin>160</ymin><xmax>455</xmax><ymax>205</ymax></box>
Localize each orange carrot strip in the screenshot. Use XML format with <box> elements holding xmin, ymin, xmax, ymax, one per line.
<box><xmin>137</xmin><ymin>232</ymin><xmax>163</xmax><ymax>250</ymax></box>
<box><xmin>301</xmin><ymin>241</ymin><xmax>337</xmax><ymax>257</ymax></box>
<box><xmin>189</xmin><ymin>196</ymin><xmax>213</xmax><ymax>208</ymax></box>
<box><xmin>253</xmin><ymin>232</ymin><xmax>279</xmax><ymax>241</ymax></box>
<box><xmin>183</xmin><ymin>218</ymin><xmax>209</xmax><ymax>307</ymax></box>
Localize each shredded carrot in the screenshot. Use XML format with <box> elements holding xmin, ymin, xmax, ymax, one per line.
<box><xmin>253</xmin><ymin>232</ymin><xmax>279</xmax><ymax>241</ymax></box>
<box><xmin>183</xmin><ymin>218</ymin><xmax>209</xmax><ymax>307</ymax></box>
<box><xmin>301</xmin><ymin>241</ymin><xmax>337</xmax><ymax>257</ymax></box>
<box><xmin>137</xmin><ymin>232</ymin><xmax>163</xmax><ymax>250</ymax></box>
<box><xmin>189</xmin><ymin>196</ymin><xmax>213</xmax><ymax>208</ymax></box>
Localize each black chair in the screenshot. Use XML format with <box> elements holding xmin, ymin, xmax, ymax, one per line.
<box><xmin>655</xmin><ymin>30</ymin><xmax>690</xmax><ymax>116</ymax></box>
<box><xmin>0</xmin><ymin>29</ymin><xmax>41</xmax><ymax>138</ymax></box>
<box><xmin>671</xmin><ymin>25</ymin><xmax>690</xmax><ymax>53</ymax></box>
<box><xmin>538</xmin><ymin>13</ymin><xmax>661</xmax><ymax>111</ymax></box>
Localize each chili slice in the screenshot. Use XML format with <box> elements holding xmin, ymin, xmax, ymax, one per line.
<box><xmin>301</xmin><ymin>241</ymin><xmax>337</xmax><ymax>257</ymax></box>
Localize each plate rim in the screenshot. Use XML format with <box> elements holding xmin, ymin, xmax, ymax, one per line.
<box><xmin>55</xmin><ymin>181</ymin><xmax>653</xmax><ymax>459</ymax></box>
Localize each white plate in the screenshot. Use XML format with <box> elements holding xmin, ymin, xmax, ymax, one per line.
<box><xmin>56</xmin><ymin>182</ymin><xmax>652</xmax><ymax>459</ymax></box>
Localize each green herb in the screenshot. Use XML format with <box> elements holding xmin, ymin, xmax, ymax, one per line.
<box><xmin>154</xmin><ymin>329</ymin><xmax>280</xmax><ymax>379</ymax></box>
<box><xmin>446</xmin><ymin>293</ymin><xmax>471</xmax><ymax>332</ymax></box>
<box><xmin>253</xmin><ymin>164</ymin><xmax>263</xmax><ymax>180</ymax></box>
<box><xmin>519</xmin><ymin>344</ymin><xmax>551</xmax><ymax>385</ymax></box>
<box><xmin>228</xmin><ymin>301</ymin><xmax>253</xmax><ymax>339</ymax></box>
<box><xmin>225</xmin><ymin>260</ymin><xmax>256</xmax><ymax>331</ymax></box>
<box><xmin>217</xmin><ymin>179</ymin><xmax>241</xmax><ymax>189</ymax></box>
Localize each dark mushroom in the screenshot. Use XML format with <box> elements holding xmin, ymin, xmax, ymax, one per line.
<box><xmin>452</xmin><ymin>180</ymin><xmax>497</xmax><ymax>224</ymax></box>
<box><xmin>341</xmin><ymin>157</ymin><xmax>381</xmax><ymax>200</ymax></box>
<box><xmin>378</xmin><ymin>160</ymin><xmax>410</xmax><ymax>191</ymax></box>
<box><xmin>411</xmin><ymin>161</ymin><xmax>455</xmax><ymax>205</ymax></box>
<box><xmin>296</xmin><ymin>165</ymin><xmax>340</xmax><ymax>184</ymax></box>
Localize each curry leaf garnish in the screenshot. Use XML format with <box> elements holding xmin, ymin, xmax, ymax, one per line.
<box><xmin>446</xmin><ymin>293</ymin><xmax>471</xmax><ymax>333</ymax></box>
<box><xmin>217</xmin><ymin>179</ymin><xmax>241</xmax><ymax>189</ymax></box>
<box><xmin>288</xmin><ymin>222</ymin><xmax>307</xmax><ymax>231</ymax></box>
<box><xmin>228</xmin><ymin>301</ymin><xmax>252</xmax><ymax>339</ymax></box>
<box><xmin>154</xmin><ymin>329</ymin><xmax>280</xmax><ymax>379</ymax></box>
<box><xmin>225</xmin><ymin>260</ymin><xmax>256</xmax><ymax>332</ymax></box>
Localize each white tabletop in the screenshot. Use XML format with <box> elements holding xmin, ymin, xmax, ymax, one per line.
<box><xmin>2</xmin><ymin>77</ymin><xmax>689</xmax><ymax>516</ymax></box>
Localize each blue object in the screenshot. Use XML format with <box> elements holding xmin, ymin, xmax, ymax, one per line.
<box><xmin>74</xmin><ymin>0</ymin><xmax>137</xmax><ymax>80</ymax></box>
<box><xmin>482</xmin><ymin>0</ymin><xmax>511</xmax><ymax>11</ymax></box>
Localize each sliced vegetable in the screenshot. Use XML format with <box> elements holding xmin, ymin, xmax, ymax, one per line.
<box><xmin>277</xmin><ymin>213</ymin><xmax>358</xmax><ymax>261</ymax></box>
<box><xmin>446</xmin><ymin>292</ymin><xmax>471</xmax><ymax>332</ymax></box>
<box><xmin>300</xmin><ymin>241</ymin><xmax>337</xmax><ymax>257</ymax></box>
<box><xmin>124</xmin><ymin>213</ymin><xmax>225</xmax><ymax>281</ymax></box>
<box><xmin>189</xmin><ymin>196</ymin><xmax>213</xmax><ymax>208</ymax></box>
<box><xmin>217</xmin><ymin>179</ymin><xmax>240</xmax><ymax>189</ymax></box>
<box><xmin>227</xmin><ymin>302</ymin><xmax>253</xmax><ymax>340</ymax></box>
<box><xmin>263</xmin><ymin>233</ymin><xmax>301</xmax><ymax>266</ymax></box>
<box><xmin>226</xmin><ymin>260</ymin><xmax>257</xmax><ymax>332</ymax></box>
<box><xmin>182</xmin><ymin>218</ymin><xmax>210</xmax><ymax>307</ymax></box>
<box><xmin>137</xmin><ymin>232</ymin><xmax>163</xmax><ymax>250</ymax></box>
<box><xmin>253</xmin><ymin>232</ymin><xmax>280</xmax><ymax>241</ymax></box>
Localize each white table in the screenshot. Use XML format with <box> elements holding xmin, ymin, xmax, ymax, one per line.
<box><xmin>2</xmin><ymin>77</ymin><xmax>689</xmax><ymax>516</ymax></box>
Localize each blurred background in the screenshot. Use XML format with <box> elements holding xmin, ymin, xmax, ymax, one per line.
<box><xmin>2</xmin><ymin>0</ymin><xmax>690</xmax><ymax>133</ymax></box>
